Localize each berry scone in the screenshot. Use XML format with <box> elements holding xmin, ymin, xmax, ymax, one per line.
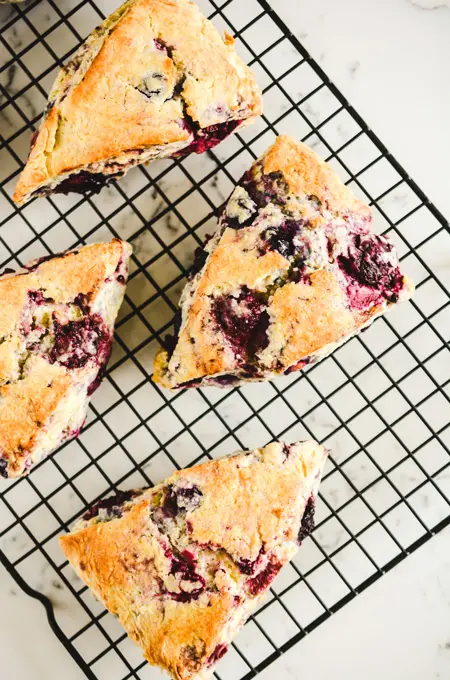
<box><xmin>12</xmin><ymin>0</ymin><xmax>262</xmax><ymax>206</ymax></box>
<box><xmin>154</xmin><ymin>135</ymin><xmax>414</xmax><ymax>389</ymax></box>
<box><xmin>60</xmin><ymin>440</ymin><xmax>327</xmax><ymax>680</ymax></box>
<box><xmin>0</xmin><ymin>239</ymin><xmax>131</xmax><ymax>479</ymax></box>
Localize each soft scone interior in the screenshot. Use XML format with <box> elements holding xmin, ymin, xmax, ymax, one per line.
<box><xmin>60</xmin><ymin>440</ymin><xmax>327</xmax><ymax>680</ymax></box>
<box><xmin>154</xmin><ymin>135</ymin><xmax>414</xmax><ymax>389</ymax></box>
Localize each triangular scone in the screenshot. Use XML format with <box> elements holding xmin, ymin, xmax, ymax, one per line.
<box><xmin>60</xmin><ymin>440</ymin><xmax>327</xmax><ymax>680</ymax></box>
<box><xmin>12</xmin><ymin>0</ymin><xmax>262</xmax><ymax>206</ymax></box>
<box><xmin>154</xmin><ymin>135</ymin><xmax>414</xmax><ymax>389</ymax></box>
<box><xmin>0</xmin><ymin>239</ymin><xmax>132</xmax><ymax>478</ymax></box>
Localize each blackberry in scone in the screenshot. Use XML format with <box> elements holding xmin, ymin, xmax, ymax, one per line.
<box><xmin>60</xmin><ymin>440</ymin><xmax>327</xmax><ymax>680</ymax></box>
<box><xmin>12</xmin><ymin>0</ymin><xmax>262</xmax><ymax>206</ymax></box>
<box><xmin>154</xmin><ymin>135</ymin><xmax>414</xmax><ymax>389</ymax></box>
<box><xmin>0</xmin><ymin>239</ymin><xmax>131</xmax><ymax>478</ymax></box>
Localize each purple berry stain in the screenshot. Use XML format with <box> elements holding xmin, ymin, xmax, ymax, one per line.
<box><xmin>73</xmin><ymin>293</ymin><xmax>90</xmax><ymax>314</ymax></box>
<box><xmin>263</xmin><ymin>220</ymin><xmax>305</xmax><ymax>259</ymax></box>
<box><xmin>86</xmin><ymin>353</ymin><xmax>112</xmax><ymax>396</ymax></box>
<box><xmin>284</xmin><ymin>357</ymin><xmax>308</xmax><ymax>375</ymax></box>
<box><xmin>212</xmin><ymin>374</ymin><xmax>240</xmax><ymax>387</ymax></box>
<box><xmin>298</xmin><ymin>496</ymin><xmax>315</xmax><ymax>544</ymax></box>
<box><xmin>170</xmin><ymin>551</ymin><xmax>200</xmax><ymax>580</ymax></box>
<box><xmin>212</xmin><ymin>287</ymin><xmax>270</xmax><ymax>360</ymax></box>
<box><xmin>207</xmin><ymin>644</ymin><xmax>229</xmax><ymax>667</ymax></box>
<box><xmin>0</xmin><ymin>267</ymin><xmax>16</xmax><ymax>277</ymax></box>
<box><xmin>48</xmin><ymin>313</ymin><xmax>111</xmax><ymax>370</ymax></box>
<box><xmin>25</xmin><ymin>250</ymin><xmax>76</xmax><ymax>273</ymax></box>
<box><xmin>0</xmin><ymin>458</ymin><xmax>8</xmax><ymax>479</ymax></box>
<box><xmin>241</xmin><ymin>170</ymin><xmax>289</xmax><ymax>210</ymax></box>
<box><xmin>189</xmin><ymin>234</ymin><xmax>213</xmax><ymax>279</ymax></box>
<box><xmin>82</xmin><ymin>489</ymin><xmax>141</xmax><ymax>522</ymax></box>
<box><xmin>53</xmin><ymin>171</ymin><xmax>124</xmax><ymax>196</ymax></box>
<box><xmin>164</xmin><ymin>311</ymin><xmax>182</xmax><ymax>359</ymax></box>
<box><xmin>180</xmin><ymin>377</ymin><xmax>203</xmax><ymax>389</ymax></box>
<box><xmin>247</xmin><ymin>560</ymin><xmax>281</xmax><ymax>596</ymax></box>
<box><xmin>237</xmin><ymin>559</ymin><xmax>257</xmax><ymax>575</ymax></box>
<box><xmin>338</xmin><ymin>233</ymin><xmax>404</xmax><ymax>309</ymax></box>
<box><xmin>236</xmin><ymin>546</ymin><xmax>265</xmax><ymax>575</ymax></box>
<box><xmin>28</xmin><ymin>290</ymin><xmax>53</xmax><ymax>305</ymax></box>
<box><xmin>161</xmin><ymin>485</ymin><xmax>203</xmax><ymax>517</ymax></box>
<box><xmin>166</xmin><ymin>549</ymin><xmax>205</xmax><ymax>603</ymax></box>
<box><xmin>174</xmin><ymin>120</ymin><xmax>243</xmax><ymax>157</ymax></box>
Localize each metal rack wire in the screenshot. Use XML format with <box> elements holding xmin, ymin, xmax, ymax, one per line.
<box><xmin>0</xmin><ymin>0</ymin><xmax>449</xmax><ymax>678</ymax></box>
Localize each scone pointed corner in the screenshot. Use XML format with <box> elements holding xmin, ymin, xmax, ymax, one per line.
<box><xmin>154</xmin><ymin>134</ymin><xmax>414</xmax><ymax>390</ymax></box>
<box><xmin>12</xmin><ymin>0</ymin><xmax>262</xmax><ymax>206</ymax></box>
<box><xmin>59</xmin><ymin>439</ymin><xmax>327</xmax><ymax>680</ymax></box>
<box><xmin>0</xmin><ymin>239</ymin><xmax>132</xmax><ymax>479</ymax></box>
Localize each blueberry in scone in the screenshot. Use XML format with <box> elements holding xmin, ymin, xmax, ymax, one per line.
<box><xmin>12</xmin><ymin>0</ymin><xmax>262</xmax><ymax>206</ymax></box>
<box><xmin>154</xmin><ymin>135</ymin><xmax>414</xmax><ymax>389</ymax></box>
<box><xmin>60</xmin><ymin>440</ymin><xmax>327</xmax><ymax>680</ymax></box>
<box><xmin>0</xmin><ymin>239</ymin><xmax>132</xmax><ymax>478</ymax></box>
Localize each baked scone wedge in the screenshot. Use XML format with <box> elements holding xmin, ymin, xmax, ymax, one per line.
<box><xmin>154</xmin><ymin>135</ymin><xmax>414</xmax><ymax>389</ymax></box>
<box><xmin>0</xmin><ymin>239</ymin><xmax>132</xmax><ymax>478</ymax></box>
<box><xmin>12</xmin><ymin>0</ymin><xmax>262</xmax><ymax>206</ymax></box>
<box><xmin>60</xmin><ymin>440</ymin><xmax>327</xmax><ymax>680</ymax></box>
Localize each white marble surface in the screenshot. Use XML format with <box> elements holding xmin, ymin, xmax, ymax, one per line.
<box><xmin>275</xmin><ymin>0</ymin><xmax>450</xmax><ymax>219</ymax></box>
<box><xmin>259</xmin><ymin>524</ymin><xmax>450</xmax><ymax>680</ymax></box>
<box><xmin>1</xmin><ymin>0</ymin><xmax>450</xmax><ymax>679</ymax></box>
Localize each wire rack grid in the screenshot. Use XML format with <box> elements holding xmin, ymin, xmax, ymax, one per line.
<box><xmin>0</xmin><ymin>1</ymin><xmax>450</xmax><ymax>679</ymax></box>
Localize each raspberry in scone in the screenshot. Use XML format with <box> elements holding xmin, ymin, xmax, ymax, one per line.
<box><xmin>154</xmin><ymin>135</ymin><xmax>414</xmax><ymax>389</ymax></box>
<box><xmin>60</xmin><ymin>440</ymin><xmax>327</xmax><ymax>680</ymax></box>
<box><xmin>0</xmin><ymin>239</ymin><xmax>132</xmax><ymax>478</ymax></box>
<box><xmin>13</xmin><ymin>0</ymin><xmax>262</xmax><ymax>205</ymax></box>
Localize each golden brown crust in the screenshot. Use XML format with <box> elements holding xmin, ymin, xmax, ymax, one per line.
<box><xmin>14</xmin><ymin>107</ymin><xmax>59</xmax><ymax>199</ymax></box>
<box><xmin>0</xmin><ymin>239</ymin><xmax>127</xmax><ymax>338</ymax></box>
<box><xmin>263</xmin><ymin>136</ymin><xmax>371</xmax><ymax>220</ymax></box>
<box><xmin>36</xmin><ymin>239</ymin><xmax>128</xmax><ymax>302</ymax></box>
<box><xmin>260</xmin><ymin>270</ymin><xmax>356</xmax><ymax>369</ymax></box>
<box><xmin>60</xmin><ymin>441</ymin><xmax>327</xmax><ymax>680</ymax></box>
<box><xmin>196</xmin><ymin>228</ymin><xmax>289</xmax><ymax>295</ymax></box>
<box><xmin>60</xmin><ymin>500</ymin><xmax>237</xmax><ymax>680</ymax></box>
<box><xmin>154</xmin><ymin>136</ymin><xmax>413</xmax><ymax>389</ymax></box>
<box><xmin>0</xmin><ymin>239</ymin><xmax>132</xmax><ymax>478</ymax></box>
<box><xmin>175</xmin><ymin>441</ymin><xmax>322</xmax><ymax>559</ymax></box>
<box><xmin>0</xmin><ymin>357</ymin><xmax>71</xmax><ymax>478</ymax></box>
<box><xmin>13</xmin><ymin>0</ymin><xmax>262</xmax><ymax>205</ymax></box>
<box><xmin>0</xmin><ymin>275</ymin><xmax>30</xmax><ymax>339</ymax></box>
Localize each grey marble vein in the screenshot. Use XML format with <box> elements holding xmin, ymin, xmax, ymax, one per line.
<box><xmin>407</xmin><ymin>0</ymin><xmax>450</xmax><ymax>9</ymax></box>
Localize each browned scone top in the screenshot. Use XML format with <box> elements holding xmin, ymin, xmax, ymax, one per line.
<box><xmin>0</xmin><ymin>239</ymin><xmax>132</xmax><ymax>478</ymax></box>
<box><xmin>0</xmin><ymin>240</ymin><xmax>127</xmax><ymax>339</ymax></box>
<box><xmin>60</xmin><ymin>440</ymin><xmax>327</xmax><ymax>680</ymax></box>
<box><xmin>154</xmin><ymin>135</ymin><xmax>414</xmax><ymax>389</ymax></box>
<box><xmin>262</xmin><ymin>134</ymin><xmax>370</xmax><ymax>220</ymax></box>
<box><xmin>13</xmin><ymin>0</ymin><xmax>262</xmax><ymax>205</ymax></box>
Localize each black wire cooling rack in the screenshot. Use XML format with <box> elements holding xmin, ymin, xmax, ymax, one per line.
<box><xmin>1</xmin><ymin>1</ymin><xmax>450</xmax><ymax>679</ymax></box>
